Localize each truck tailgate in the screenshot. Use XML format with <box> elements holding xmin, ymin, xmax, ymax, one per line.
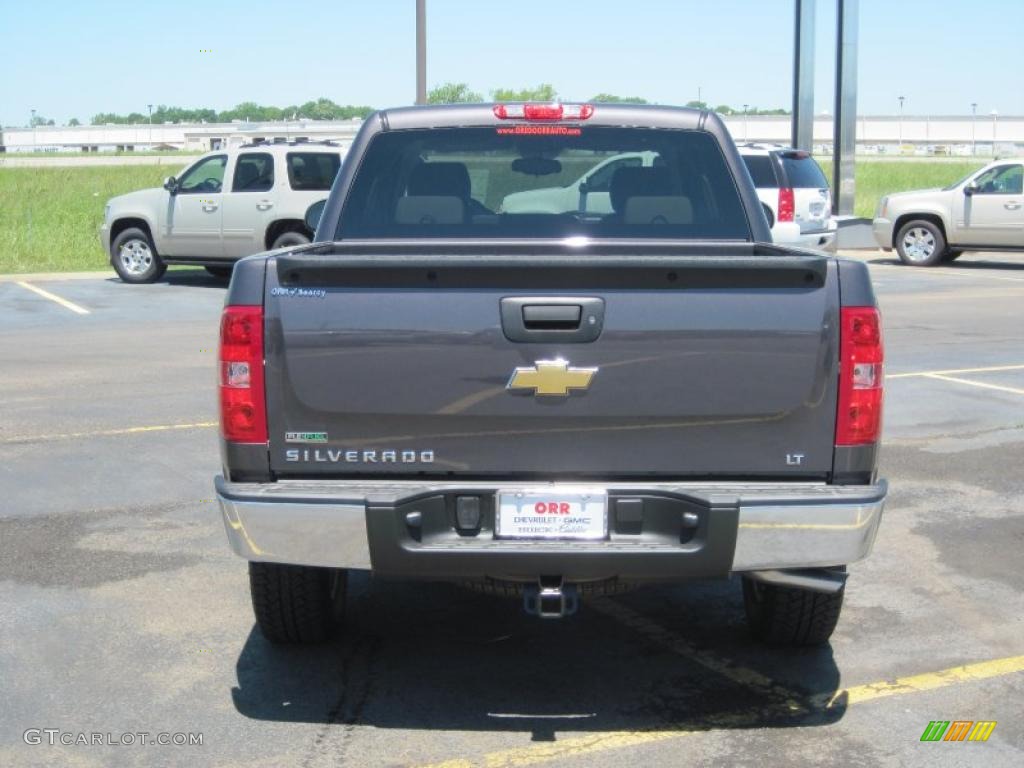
<box><xmin>264</xmin><ymin>249</ymin><xmax>838</xmax><ymax>479</ymax></box>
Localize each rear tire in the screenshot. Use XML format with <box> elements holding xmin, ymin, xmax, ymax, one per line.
<box><xmin>249</xmin><ymin>562</ymin><xmax>347</xmax><ymax>645</ymax></box>
<box><xmin>742</xmin><ymin>575</ymin><xmax>844</xmax><ymax>646</ymax></box>
<box><xmin>271</xmin><ymin>230</ymin><xmax>311</xmax><ymax>250</ymax></box>
<box><xmin>895</xmin><ymin>219</ymin><xmax>946</xmax><ymax>267</ymax></box>
<box><xmin>111</xmin><ymin>227</ymin><xmax>166</xmax><ymax>283</ymax></box>
<box><xmin>205</xmin><ymin>265</ymin><xmax>234</xmax><ymax>278</ymax></box>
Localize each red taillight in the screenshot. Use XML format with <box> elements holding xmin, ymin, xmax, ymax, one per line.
<box><xmin>778</xmin><ymin>187</ymin><xmax>795</xmax><ymax>222</ymax></box>
<box><xmin>836</xmin><ymin>307</ymin><xmax>884</xmax><ymax>446</ymax></box>
<box><xmin>219</xmin><ymin>305</ymin><xmax>267</xmax><ymax>444</ymax></box>
<box><xmin>493</xmin><ymin>103</ymin><xmax>594</xmax><ymax>121</ymax></box>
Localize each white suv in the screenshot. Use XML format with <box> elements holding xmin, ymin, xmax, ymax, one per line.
<box><xmin>738</xmin><ymin>144</ymin><xmax>836</xmax><ymax>249</ymax></box>
<box><xmin>101</xmin><ymin>141</ymin><xmax>344</xmax><ymax>283</ymax></box>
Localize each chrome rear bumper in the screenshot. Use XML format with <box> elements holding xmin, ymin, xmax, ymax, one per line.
<box><xmin>216</xmin><ymin>476</ymin><xmax>885</xmax><ymax>580</ymax></box>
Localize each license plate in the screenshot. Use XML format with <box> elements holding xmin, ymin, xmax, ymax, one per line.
<box><xmin>496</xmin><ymin>488</ymin><xmax>608</xmax><ymax>540</ymax></box>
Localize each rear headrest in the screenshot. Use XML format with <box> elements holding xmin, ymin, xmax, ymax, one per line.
<box><xmin>624</xmin><ymin>196</ymin><xmax>693</xmax><ymax>225</ymax></box>
<box><xmin>609</xmin><ymin>166</ymin><xmax>672</xmax><ymax>213</ymax></box>
<box><xmin>408</xmin><ymin>162</ymin><xmax>471</xmax><ymax>198</ymax></box>
<box><xmin>394</xmin><ymin>196</ymin><xmax>465</xmax><ymax>225</ymax></box>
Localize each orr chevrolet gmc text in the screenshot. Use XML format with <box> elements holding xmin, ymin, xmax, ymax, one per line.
<box><xmin>214</xmin><ymin>103</ymin><xmax>887</xmax><ymax>648</ymax></box>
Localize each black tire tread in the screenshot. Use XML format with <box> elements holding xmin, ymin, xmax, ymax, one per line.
<box><xmin>248</xmin><ymin>562</ymin><xmax>338</xmax><ymax>644</ymax></box>
<box><xmin>743</xmin><ymin>577</ymin><xmax>844</xmax><ymax>646</ymax></box>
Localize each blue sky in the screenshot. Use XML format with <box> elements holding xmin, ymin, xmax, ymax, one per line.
<box><xmin>2</xmin><ymin>0</ymin><xmax>1021</xmax><ymax>126</ymax></box>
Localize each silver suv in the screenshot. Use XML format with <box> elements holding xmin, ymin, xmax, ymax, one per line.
<box><xmin>101</xmin><ymin>141</ymin><xmax>344</xmax><ymax>282</ymax></box>
<box><xmin>873</xmin><ymin>159</ymin><xmax>1024</xmax><ymax>266</ymax></box>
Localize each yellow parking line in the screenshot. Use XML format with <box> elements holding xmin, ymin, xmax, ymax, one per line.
<box><xmin>887</xmin><ymin>363</ymin><xmax>1024</xmax><ymax>379</ymax></box>
<box><xmin>925</xmin><ymin>373</ymin><xmax>1024</xmax><ymax>396</ymax></box>
<box><xmin>0</xmin><ymin>421</ymin><xmax>218</xmax><ymax>445</ymax></box>
<box><xmin>816</xmin><ymin>654</ymin><xmax>1024</xmax><ymax>708</ymax></box>
<box><xmin>16</xmin><ymin>281</ymin><xmax>90</xmax><ymax>315</ymax></box>
<box><xmin>589</xmin><ymin>598</ymin><xmax>805</xmax><ymax>710</ymax></box>
<box><xmin>413</xmin><ymin>653</ymin><xmax>1024</xmax><ymax>768</ymax></box>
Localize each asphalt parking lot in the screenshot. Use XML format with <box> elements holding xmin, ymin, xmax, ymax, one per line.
<box><xmin>1</xmin><ymin>252</ymin><xmax>1023</xmax><ymax>768</ymax></box>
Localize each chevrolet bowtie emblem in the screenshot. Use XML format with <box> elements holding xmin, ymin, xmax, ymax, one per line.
<box><xmin>506</xmin><ymin>359</ymin><xmax>598</xmax><ymax>396</ymax></box>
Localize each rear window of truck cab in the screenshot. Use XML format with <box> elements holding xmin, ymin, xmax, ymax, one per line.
<box><xmin>336</xmin><ymin>127</ymin><xmax>751</xmax><ymax>240</ymax></box>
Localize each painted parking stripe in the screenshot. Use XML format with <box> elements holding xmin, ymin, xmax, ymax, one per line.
<box><xmin>0</xmin><ymin>421</ymin><xmax>217</xmax><ymax>445</ymax></box>
<box><xmin>16</xmin><ymin>281</ymin><xmax>91</xmax><ymax>315</ymax></box>
<box><xmin>589</xmin><ymin>598</ymin><xmax>806</xmax><ymax>710</ymax></box>
<box><xmin>415</xmin><ymin>654</ymin><xmax>1024</xmax><ymax>768</ymax></box>
<box><xmin>887</xmin><ymin>363</ymin><xmax>1024</xmax><ymax>379</ymax></box>
<box><xmin>924</xmin><ymin>373</ymin><xmax>1024</xmax><ymax>396</ymax></box>
<box><xmin>867</xmin><ymin>262</ymin><xmax>1024</xmax><ymax>283</ymax></box>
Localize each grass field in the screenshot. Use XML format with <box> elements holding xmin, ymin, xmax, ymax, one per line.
<box><xmin>815</xmin><ymin>159</ymin><xmax>983</xmax><ymax>218</ymax></box>
<box><xmin>0</xmin><ymin>159</ymin><xmax>991</xmax><ymax>274</ymax></box>
<box><xmin>0</xmin><ymin>166</ymin><xmax>173</xmax><ymax>273</ymax></box>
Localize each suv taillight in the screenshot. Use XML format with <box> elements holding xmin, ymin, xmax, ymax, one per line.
<box><xmin>836</xmin><ymin>307</ymin><xmax>884</xmax><ymax>446</ymax></box>
<box><xmin>219</xmin><ymin>305</ymin><xmax>267</xmax><ymax>443</ymax></box>
<box><xmin>778</xmin><ymin>187</ymin><xmax>795</xmax><ymax>222</ymax></box>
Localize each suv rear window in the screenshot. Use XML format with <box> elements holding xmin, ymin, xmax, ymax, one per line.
<box><xmin>742</xmin><ymin>155</ymin><xmax>778</xmax><ymax>188</ymax></box>
<box><xmin>337</xmin><ymin>127</ymin><xmax>751</xmax><ymax>240</ymax></box>
<box><xmin>778</xmin><ymin>153</ymin><xmax>829</xmax><ymax>189</ymax></box>
<box><xmin>287</xmin><ymin>152</ymin><xmax>342</xmax><ymax>191</ymax></box>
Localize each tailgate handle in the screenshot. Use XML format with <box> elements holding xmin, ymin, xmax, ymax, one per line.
<box><xmin>500</xmin><ymin>297</ymin><xmax>604</xmax><ymax>343</ymax></box>
<box><xmin>523</xmin><ymin>304</ymin><xmax>581</xmax><ymax>329</ymax></box>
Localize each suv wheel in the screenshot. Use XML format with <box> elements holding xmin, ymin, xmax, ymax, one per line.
<box><xmin>271</xmin><ymin>231</ymin><xmax>311</xmax><ymax>250</ymax></box>
<box><xmin>111</xmin><ymin>227</ymin><xmax>166</xmax><ymax>283</ymax></box>
<box><xmin>942</xmin><ymin>249</ymin><xmax>963</xmax><ymax>262</ymax></box>
<box><xmin>742</xmin><ymin>575</ymin><xmax>844</xmax><ymax>646</ymax></box>
<box><xmin>896</xmin><ymin>220</ymin><xmax>946</xmax><ymax>267</ymax></box>
<box><xmin>249</xmin><ymin>562</ymin><xmax>347</xmax><ymax>645</ymax></box>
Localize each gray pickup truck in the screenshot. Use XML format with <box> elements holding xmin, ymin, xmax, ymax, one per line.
<box><xmin>215</xmin><ymin>103</ymin><xmax>887</xmax><ymax>648</ymax></box>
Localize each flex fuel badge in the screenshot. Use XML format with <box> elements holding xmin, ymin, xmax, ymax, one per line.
<box><xmin>285</xmin><ymin>431</ymin><xmax>328</xmax><ymax>443</ymax></box>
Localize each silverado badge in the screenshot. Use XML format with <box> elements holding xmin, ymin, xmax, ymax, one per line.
<box><xmin>506</xmin><ymin>359</ymin><xmax>597</xmax><ymax>397</ymax></box>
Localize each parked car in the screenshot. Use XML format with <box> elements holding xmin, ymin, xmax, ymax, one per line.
<box><xmin>100</xmin><ymin>141</ymin><xmax>344</xmax><ymax>283</ymax></box>
<box><xmin>215</xmin><ymin>103</ymin><xmax>886</xmax><ymax>648</ymax></box>
<box><xmin>873</xmin><ymin>159</ymin><xmax>1024</xmax><ymax>266</ymax></box>
<box><xmin>501</xmin><ymin>147</ymin><xmax>811</xmax><ymax>246</ymax></box>
<box><xmin>737</xmin><ymin>144</ymin><xmax>836</xmax><ymax>249</ymax></box>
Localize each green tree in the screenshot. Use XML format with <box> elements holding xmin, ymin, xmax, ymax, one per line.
<box><xmin>684</xmin><ymin>100</ymin><xmax>708</xmax><ymax>110</ymax></box>
<box><xmin>589</xmin><ymin>93</ymin><xmax>648</xmax><ymax>104</ymax></box>
<box><xmin>714</xmin><ymin>104</ymin><xmax>735</xmax><ymax>115</ymax></box>
<box><xmin>491</xmin><ymin>84</ymin><xmax>558</xmax><ymax>102</ymax></box>
<box><xmin>68</xmin><ymin>118</ymin><xmax>81</xmax><ymax>126</ymax></box>
<box><xmin>30</xmin><ymin>114</ymin><xmax>53</xmax><ymax>127</ymax></box>
<box><xmin>427</xmin><ymin>82</ymin><xmax>484</xmax><ymax>104</ymax></box>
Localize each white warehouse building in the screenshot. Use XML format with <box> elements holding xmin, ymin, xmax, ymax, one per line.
<box><xmin>2</xmin><ymin>115</ymin><xmax>1023</xmax><ymax>156</ymax></box>
<box><xmin>0</xmin><ymin>119</ymin><xmax>364</xmax><ymax>153</ymax></box>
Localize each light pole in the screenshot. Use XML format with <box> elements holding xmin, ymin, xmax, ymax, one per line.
<box><xmin>742</xmin><ymin>104</ymin><xmax>749</xmax><ymax>141</ymax></box>
<box><xmin>897</xmin><ymin>95</ymin><xmax>905</xmax><ymax>148</ymax></box>
<box><xmin>147</xmin><ymin>104</ymin><xmax>153</xmax><ymax>149</ymax></box>
<box><xmin>971</xmin><ymin>102</ymin><xmax>977</xmax><ymax>156</ymax></box>
<box><xmin>415</xmin><ymin>0</ymin><xmax>426</xmax><ymax>105</ymax></box>
<box><xmin>30</xmin><ymin>108</ymin><xmax>36</xmax><ymax>150</ymax></box>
